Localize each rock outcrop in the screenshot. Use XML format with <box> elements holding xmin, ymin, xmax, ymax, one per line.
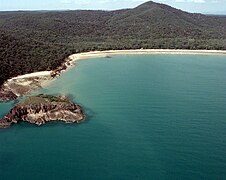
<box><xmin>0</xmin><ymin>57</ymin><xmax>74</xmax><ymax>102</ymax></box>
<box><xmin>0</xmin><ymin>75</ymin><xmax>52</xmax><ymax>102</ymax></box>
<box><xmin>0</xmin><ymin>94</ymin><xmax>85</xmax><ymax>128</ymax></box>
<box><xmin>0</xmin><ymin>85</ymin><xmax>18</xmax><ymax>102</ymax></box>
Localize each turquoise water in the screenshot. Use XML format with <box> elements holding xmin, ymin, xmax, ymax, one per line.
<box><xmin>0</xmin><ymin>54</ymin><xmax>226</xmax><ymax>179</ymax></box>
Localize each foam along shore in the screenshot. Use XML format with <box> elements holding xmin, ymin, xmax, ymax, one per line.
<box><xmin>0</xmin><ymin>49</ymin><xmax>225</xmax><ymax>102</ymax></box>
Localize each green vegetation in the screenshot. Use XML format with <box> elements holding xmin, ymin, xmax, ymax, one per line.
<box><xmin>20</xmin><ymin>94</ymin><xmax>70</xmax><ymax>105</ymax></box>
<box><xmin>20</xmin><ymin>96</ymin><xmax>50</xmax><ymax>105</ymax></box>
<box><xmin>36</xmin><ymin>94</ymin><xmax>70</xmax><ymax>103</ymax></box>
<box><xmin>0</xmin><ymin>1</ymin><xmax>226</xmax><ymax>86</ymax></box>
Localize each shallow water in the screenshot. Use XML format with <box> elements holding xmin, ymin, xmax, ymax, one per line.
<box><xmin>0</xmin><ymin>54</ymin><xmax>226</xmax><ymax>179</ymax></box>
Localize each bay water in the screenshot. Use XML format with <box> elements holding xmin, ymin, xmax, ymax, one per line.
<box><xmin>0</xmin><ymin>54</ymin><xmax>226</xmax><ymax>179</ymax></box>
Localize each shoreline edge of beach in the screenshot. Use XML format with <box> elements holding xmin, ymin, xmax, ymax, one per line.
<box><xmin>1</xmin><ymin>49</ymin><xmax>226</xmax><ymax>102</ymax></box>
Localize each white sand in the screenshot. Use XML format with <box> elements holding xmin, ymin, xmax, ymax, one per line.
<box><xmin>8</xmin><ymin>71</ymin><xmax>52</xmax><ymax>82</ymax></box>
<box><xmin>69</xmin><ymin>49</ymin><xmax>226</xmax><ymax>62</ymax></box>
<box><xmin>6</xmin><ymin>49</ymin><xmax>226</xmax><ymax>84</ymax></box>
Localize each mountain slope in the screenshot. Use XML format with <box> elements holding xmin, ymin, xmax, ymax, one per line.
<box><xmin>0</xmin><ymin>1</ymin><xmax>226</xmax><ymax>86</ymax></box>
<box><xmin>106</xmin><ymin>1</ymin><xmax>226</xmax><ymax>39</ymax></box>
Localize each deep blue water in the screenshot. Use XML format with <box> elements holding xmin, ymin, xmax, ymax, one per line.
<box><xmin>0</xmin><ymin>54</ymin><xmax>226</xmax><ymax>179</ymax></box>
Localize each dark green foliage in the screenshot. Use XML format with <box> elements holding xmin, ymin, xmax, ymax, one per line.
<box><xmin>19</xmin><ymin>94</ymin><xmax>70</xmax><ymax>105</ymax></box>
<box><xmin>0</xmin><ymin>1</ymin><xmax>226</xmax><ymax>86</ymax></box>
<box><xmin>36</xmin><ymin>94</ymin><xmax>70</xmax><ymax>103</ymax></box>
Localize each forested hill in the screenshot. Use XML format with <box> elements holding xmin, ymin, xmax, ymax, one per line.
<box><xmin>0</xmin><ymin>1</ymin><xmax>226</xmax><ymax>85</ymax></box>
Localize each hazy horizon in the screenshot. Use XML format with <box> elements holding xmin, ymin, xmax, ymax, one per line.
<box><xmin>0</xmin><ymin>0</ymin><xmax>226</xmax><ymax>15</ymax></box>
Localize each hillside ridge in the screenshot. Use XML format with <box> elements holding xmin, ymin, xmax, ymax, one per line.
<box><xmin>0</xmin><ymin>1</ymin><xmax>225</xmax><ymax>86</ymax></box>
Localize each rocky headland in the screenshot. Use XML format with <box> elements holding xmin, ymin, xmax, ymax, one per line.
<box><xmin>0</xmin><ymin>57</ymin><xmax>74</xmax><ymax>102</ymax></box>
<box><xmin>0</xmin><ymin>94</ymin><xmax>85</xmax><ymax>128</ymax></box>
<box><xmin>0</xmin><ymin>75</ymin><xmax>51</xmax><ymax>102</ymax></box>
<box><xmin>1</xmin><ymin>50</ymin><xmax>226</xmax><ymax>102</ymax></box>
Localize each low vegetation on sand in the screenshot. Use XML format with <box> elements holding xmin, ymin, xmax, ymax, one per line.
<box><xmin>0</xmin><ymin>94</ymin><xmax>85</xmax><ymax>128</ymax></box>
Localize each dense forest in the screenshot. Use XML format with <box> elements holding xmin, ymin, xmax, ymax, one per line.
<box><xmin>0</xmin><ymin>1</ymin><xmax>226</xmax><ymax>85</ymax></box>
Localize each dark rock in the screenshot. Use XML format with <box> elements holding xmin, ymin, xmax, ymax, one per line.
<box><xmin>0</xmin><ymin>86</ymin><xmax>18</xmax><ymax>102</ymax></box>
<box><xmin>0</xmin><ymin>95</ymin><xmax>85</xmax><ymax>128</ymax></box>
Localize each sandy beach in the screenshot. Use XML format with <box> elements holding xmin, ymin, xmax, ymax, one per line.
<box><xmin>9</xmin><ymin>71</ymin><xmax>51</xmax><ymax>81</ymax></box>
<box><xmin>69</xmin><ymin>49</ymin><xmax>226</xmax><ymax>63</ymax></box>
<box><xmin>1</xmin><ymin>49</ymin><xmax>225</xmax><ymax>101</ymax></box>
<box><xmin>8</xmin><ymin>49</ymin><xmax>226</xmax><ymax>82</ymax></box>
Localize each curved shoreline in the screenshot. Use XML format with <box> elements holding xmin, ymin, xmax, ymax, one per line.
<box><xmin>1</xmin><ymin>49</ymin><xmax>226</xmax><ymax>102</ymax></box>
<box><xmin>69</xmin><ymin>49</ymin><xmax>226</xmax><ymax>63</ymax></box>
<box><xmin>7</xmin><ymin>49</ymin><xmax>226</xmax><ymax>81</ymax></box>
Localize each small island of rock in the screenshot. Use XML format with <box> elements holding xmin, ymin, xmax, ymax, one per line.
<box><xmin>0</xmin><ymin>94</ymin><xmax>85</xmax><ymax>128</ymax></box>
